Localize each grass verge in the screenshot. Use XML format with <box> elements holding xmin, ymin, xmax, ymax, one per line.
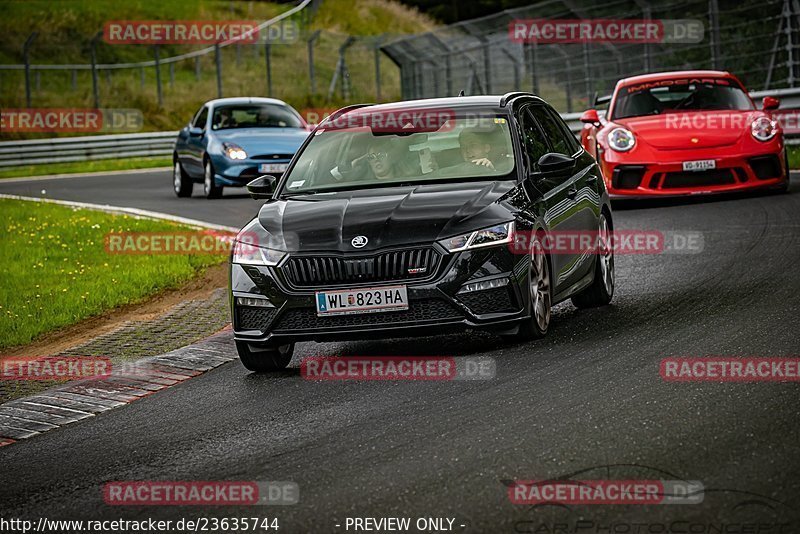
<box><xmin>788</xmin><ymin>145</ymin><xmax>800</xmax><ymax>170</ymax></box>
<box><xmin>0</xmin><ymin>199</ymin><xmax>226</xmax><ymax>349</ymax></box>
<box><xmin>0</xmin><ymin>157</ymin><xmax>172</xmax><ymax>179</ymax></box>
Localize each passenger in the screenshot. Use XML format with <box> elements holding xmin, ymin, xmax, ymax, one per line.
<box><xmin>459</xmin><ymin>127</ymin><xmax>495</xmax><ymax>170</ymax></box>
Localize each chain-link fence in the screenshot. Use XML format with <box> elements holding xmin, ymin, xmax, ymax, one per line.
<box><xmin>0</xmin><ymin>0</ymin><xmax>406</xmax><ymax>135</ymax></box>
<box><xmin>381</xmin><ymin>0</ymin><xmax>800</xmax><ymax>112</ymax></box>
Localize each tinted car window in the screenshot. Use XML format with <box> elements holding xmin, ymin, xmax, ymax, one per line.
<box><xmin>612</xmin><ymin>80</ymin><xmax>754</xmax><ymax>119</ymax></box>
<box><xmin>519</xmin><ymin>108</ymin><xmax>549</xmax><ymax>171</ymax></box>
<box><xmin>211</xmin><ymin>104</ymin><xmax>303</xmax><ymax>130</ymax></box>
<box><xmin>192</xmin><ymin>107</ymin><xmax>208</xmax><ymax>129</ymax></box>
<box><xmin>529</xmin><ymin>105</ymin><xmax>572</xmax><ymax>156</ymax></box>
<box><xmin>546</xmin><ymin>107</ymin><xmax>581</xmax><ymax>154</ymax></box>
<box><xmin>279</xmin><ymin>113</ymin><xmax>516</xmax><ymax>195</ymax></box>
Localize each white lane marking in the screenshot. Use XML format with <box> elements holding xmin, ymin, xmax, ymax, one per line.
<box><xmin>0</xmin><ymin>193</ymin><xmax>239</xmax><ymax>233</ymax></box>
<box><xmin>0</xmin><ymin>166</ymin><xmax>172</xmax><ymax>183</ymax></box>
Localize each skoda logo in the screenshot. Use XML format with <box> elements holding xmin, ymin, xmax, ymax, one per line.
<box><xmin>351</xmin><ymin>235</ymin><xmax>368</xmax><ymax>248</ymax></box>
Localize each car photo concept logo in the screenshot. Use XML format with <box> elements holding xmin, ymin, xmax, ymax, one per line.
<box><xmin>351</xmin><ymin>235</ymin><xmax>368</xmax><ymax>248</ymax></box>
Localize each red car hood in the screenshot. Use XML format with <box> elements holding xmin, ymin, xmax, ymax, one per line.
<box><xmin>614</xmin><ymin>111</ymin><xmax>760</xmax><ymax>150</ymax></box>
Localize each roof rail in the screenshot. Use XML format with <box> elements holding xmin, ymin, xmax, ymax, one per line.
<box><xmin>320</xmin><ymin>103</ymin><xmax>376</xmax><ymax>126</ymax></box>
<box><xmin>500</xmin><ymin>91</ymin><xmax>535</xmax><ymax>107</ymax></box>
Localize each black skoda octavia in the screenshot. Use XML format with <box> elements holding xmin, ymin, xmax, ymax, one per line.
<box><xmin>229</xmin><ymin>93</ymin><xmax>614</xmax><ymax>372</ymax></box>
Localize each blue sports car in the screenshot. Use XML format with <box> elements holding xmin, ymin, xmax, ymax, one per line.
<box><xmin>173</xmin><ymin>97</ymin><xmax>311</xmax><ymax>198</ymax></box>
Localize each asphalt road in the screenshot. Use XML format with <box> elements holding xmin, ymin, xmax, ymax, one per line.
<box><xmin>1</xmin><ymin>171</ymin><xmax>800</xmax><ymax>532</ymax></box>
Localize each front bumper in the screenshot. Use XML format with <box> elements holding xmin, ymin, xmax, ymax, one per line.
<box><xmin>601</xmin><ymin>147</ymin><xmax>788</xmax><ymax>198</ymax></box>
<box><xmin>230</xmin><ymin>246</ymin><xmax>531</xmax><ymax>345</ymax></box>
<box><xmin>211</xmin><ymin>157</ymin><xmax>291</xmax><ymax>187</ymax></box>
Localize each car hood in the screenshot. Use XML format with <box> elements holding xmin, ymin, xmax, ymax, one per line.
<box><xmin>253</xmin><ymin>181</ymin><xmax>519</xmax><ymax>253</ymax></box>
<box><xmin>213</xmin><ymin>128</ymin><xmax>309</xmax><ymax>156</ymax></box>
<box><xmin>614</xmin><ymin>110</ymin><xmax>761</xmax><ymax>149</ymax></box>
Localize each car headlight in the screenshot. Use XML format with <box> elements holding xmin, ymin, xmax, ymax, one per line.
<box><xmin>223</xmin><ymin>143</ymin><xmax>248</xmax><ymax>160</ymax></box>
<box><xmin>751</xmin><ymin>117</ymin><xmax>778</xmax><ymax>142</ymax></box>
<box><xmin>607</xmin><ymin>127</ymin><xmax>635</xmax><ymax>152</ymax></box>
<box><xmin>231</xmin><ymin>240</ymin><xmax>285</xmax><ymax>266</ymax></box>
<box><xmin>438</xmin><ymin>222</ymin><xmax>514</xmax><ymax>253</ymax></box>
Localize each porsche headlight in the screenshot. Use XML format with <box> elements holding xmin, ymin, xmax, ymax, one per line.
<box><xmin>223</xmin><ymin>142</ymin><xmax>248</xmax><ymax>160</ymax></box>
<box><xmin>231</xmin><ymin>240</ymin><xmax>285</xmax><ymax>266</ymax></box>
<box><xmin>608</xmin><ymin>127</ymin><xmax>635</xmax><ymax>152</ymax></box>
<box><xmin>751</xmin><ymin>117</ymin><xmax>778</xmax><ymax>142</ymax></box>
<box><xmin>438</xmin><ymin>222</ymin><xmax>514</xmax><ymax>253</ymax></box>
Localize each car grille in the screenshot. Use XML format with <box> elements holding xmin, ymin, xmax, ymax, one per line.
<box><xmin>457</xmin><ymin>287</ymin><xmax>517</xmax><ymax>315</ymax></box>
<box><xmin>271</xmin><ymin>299</ymin><xmax>462</xmax><ymax>332</ymax></box>
<box><xmin>236</xmin><ymin>306</ymin><xmax>279</xmax><ymax>332</ymax></box>
<box><xmin>282</xmin><ymin>248</ymin><xmax>441</xmax><ymax>288</ymax></box>
<box><xmin>661</xmin><ymin>169</ymin><xmax>737</xmax><ymax>189</ymax></box>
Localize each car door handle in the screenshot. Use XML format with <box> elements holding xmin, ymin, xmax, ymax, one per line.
<box><xmin>586</xmin><ymin>175</ymin><xmax>598</xmax><ymax>184</ymax></box>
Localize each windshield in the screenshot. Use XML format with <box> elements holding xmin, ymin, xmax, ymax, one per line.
<box><xmin>612</xmin><ymin>79</ymin><xmax>754</xmax><ymax>119</ymax></box>
<box><xmin>278</xmin><ymin>112</ymin><xmax>516</xmax><ymax>196</ymax></box>
<box><xmin>211</xmin><ymin>104</ymin><xmax>303</xmax><ymax>130</ymax></box>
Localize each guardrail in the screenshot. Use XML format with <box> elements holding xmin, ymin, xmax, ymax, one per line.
<box><xmin>2</xmin><ymin>89</ymin><xmax>799</xmax><ymax>168</ymax></box>
<box><xmin>0</xmin><ymin>132</ymin><xmax>177</xmax><ymax>167</ymax></box>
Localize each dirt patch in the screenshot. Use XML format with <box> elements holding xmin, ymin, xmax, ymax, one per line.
<box><xmin>0</xmin><ymin>263</ymin><xmax>229</xmax><ymax>359</ymax></box>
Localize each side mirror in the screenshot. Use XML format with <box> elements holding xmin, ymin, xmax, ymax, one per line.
<box><xmin>537</xmin><ymin>153</ymin><xmax>575</xmax><ymax>175</ymax></box>
<box><xmin>762</xmin><ymin>96</ymin><xmax>780</xmax><ymax>111</ymax></box>
<box><xmin>580</xmin><ymin>109</ymin><xmax>601</xmax><ymax>125</ymax></box>
<box><xmin>246</xmin><ymin>175</ymin><xmax>277</xmax><ymax>199</ymax></box>
<box><xmin>188</xmin><ymin>126</ymin><xmax>204</xmax><ymax>137</ymax></box>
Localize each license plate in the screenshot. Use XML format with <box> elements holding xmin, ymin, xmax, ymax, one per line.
<box><xmin>259</xmin><ymin>163</ymin><xmax>288</xmax><ymax>174</ymax></box>
<box><xmin>315</xmin><ymin>285</ymin><xmax>408</xmax><ymax>316</ymax></box>
<box><xmin>682</xmin><ymin>159</ymin><xmax>716</xmax><ymax>172</ymax></box>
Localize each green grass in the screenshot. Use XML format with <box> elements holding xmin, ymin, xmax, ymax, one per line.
<box><xmin>0</xmin><ymin>157</ymin><xmax>171</xmax><ymax>179</ymax></box>
<box><xmin>0</xmin><ymin>0</ymin><xmax>436</xmax><ymax>139</ymax></box>
<box><xmin>788</xmin><ymin>145</ymin><xmax>800</xmax><ymax>170</ymax></box>
<box><xmin>0</xmin><ymin>199</ymin><xmax>226</xmax><ymax>349</ymax></box>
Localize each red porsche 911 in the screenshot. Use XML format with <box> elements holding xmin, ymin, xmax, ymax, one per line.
<box><xmin>579</xmin><ymin>70</ymin><xmax>790</xmax><ymax>197</ymax></box>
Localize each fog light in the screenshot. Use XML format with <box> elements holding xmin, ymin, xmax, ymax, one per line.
<box><xmin>236</xmin><ymin>296</ymin><xmax>274</xmax><ymax>307</ymax></box>
<box><xmin>458</xmin><ymin>277</ymin><xmax>509</xmax><ymax>294</ymax></box>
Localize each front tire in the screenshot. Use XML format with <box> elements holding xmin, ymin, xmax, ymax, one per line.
<box><xmin>236</xmin><ymin>341</ymin><xmax>294</xmax><ymax>373</ymax></box>
<box><xmin>571</xmin><ymin>212</ymin><xmax>614</xmax><ymax>309</ymax></box>
<box><xmin>173</xmin><ymin>160</ymin><xmax>193</xmax><ymax>197</ymax></box>
<box><xmin>504</xmin><ymin>234</ymin><xmax>551</xmax><ymax>342</ymax></box>
<box><xmin>204</xmin><ymin>159</ymin><xmax>223</xmax><ymax>199</ymax></box>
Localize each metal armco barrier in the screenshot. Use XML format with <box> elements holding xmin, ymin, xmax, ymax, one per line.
<box><xmin>0</xmin><ymin>132</ymin><xmax>177</xmax><ymax>167</ymax></box>
<box><xmin>1</xmin><ymin>87</ymin><xmax>798</xmax><ymax>168</ymax></box>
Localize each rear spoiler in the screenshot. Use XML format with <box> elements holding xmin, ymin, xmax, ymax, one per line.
<box><xmin>594</xmin><ymin>94</ymin><xmax>612</xmax><ymax>107</ymax></box>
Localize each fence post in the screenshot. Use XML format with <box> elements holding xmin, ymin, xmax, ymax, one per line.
<box><xmin>215</xmin><ymin>42</ymin><xmax>223</xmax><ymax>98</ymax></box>
<box><xmin>708</xmin><ymin>0</ymin><xmax>721</xmax><ymax>69</ymax></box>
<box><xmin>582</xmin><ymin>42</ymin><xmax>591</xmax><ymax>104</ymax></box>
<box><xmin>153</xmin><ymin>45</ymin><xmax>163</xmax><ymax>107</ymax></box>
<box><xmin>90</xmin><ymin>31</ymin><xmax>102</xmax><ymax>109</ymax></box>
<box><xmin>22</xmin><ymin>32</ymin><xmax>37</xmax><ymax>108</ymax></box>
<box><xmin>642</xmin><ymin>4</ymin><xmax>652</xmax><ymax>72</ymax></box>
<box><xmin>265</xmin><ymin>41</ymin><xmax>273</xmax><ymax>96</ymax></box>
<box><xmin>786</xmin><ymin>0</ymin><xmax>796</xmax><ymax>86</ymax></box>
<box><xmin>373</xmin><ymin>36</ymin><xmax>384</xmax><ymax>101</ymax></box>
<box><xmin>307</xmin><ymin>30</ymin><xmax>321</xmax><ymax>96</ymax></box>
